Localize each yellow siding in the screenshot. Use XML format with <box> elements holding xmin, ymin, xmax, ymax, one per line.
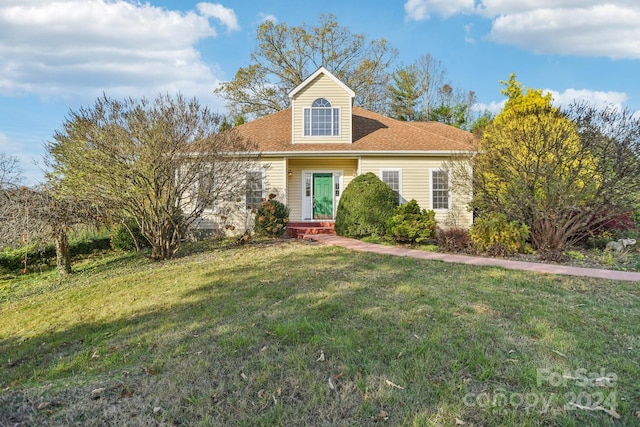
<box><xmin>261</xmin><ymin>157</ymin><xmax>285</xmax><ymax>201</ymax></box>
<box><xmin>291</xmin><ymin>73</ymin><xmax>352</xmax><ymax>144</ymax></box>
<box><xmin>360</xmin><ymin>156</ymin><xmax>473</xmax><ymax>228</ymax></box>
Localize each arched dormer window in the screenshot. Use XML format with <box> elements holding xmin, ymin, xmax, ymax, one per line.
<box><xmin>303</xmin><ymin>98</ymin><xmax>340</xmax><ymax>136</ymax></box>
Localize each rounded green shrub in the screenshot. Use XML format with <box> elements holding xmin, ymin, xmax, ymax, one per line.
<box><xmin>254</xmin><ymin>196</ymin><xmax>290</xmax><ymax>237</ymax></box>
<box><xmin>386</xmin><ymin>199</ymin><xmax>436</xmax><ymax>243</ymax></box>
<box><xmin>335</xmin><ymin>172</ymin><xmax>398</xmax><ymax>238</ymax></box>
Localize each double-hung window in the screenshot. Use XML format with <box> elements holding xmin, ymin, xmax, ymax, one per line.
<box><xmin>304</xmin><ymin>98</ymin><xmax>340</xmax><ymax>136</ymax></box>
<box><xmin>431</xmin><ymin>169</ymin><xmax>450</xmax><ymax>210</ymax></box>
<box><xmin>381</xmin><ymin>169</ymin><xmax>401</xmax><ymax>203</ymax></box>
<box><xmin>245</xmin><ymin>171</ymin><xmax>263</xmax><ymax>209</ymax></box>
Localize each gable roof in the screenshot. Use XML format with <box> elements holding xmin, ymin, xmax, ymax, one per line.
<box><xmin>233</xmin><ymin>106</ymin><xmax>477</xmax><ymax>155</ymax></box>
<box><xmin>288</xmin><ymin>66</ymin><xmax>356</xmax><ymax>100</ymax></box>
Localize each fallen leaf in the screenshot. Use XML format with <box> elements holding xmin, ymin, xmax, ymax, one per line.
<box><xmin>143</xmin><ymin>367</ymin><xmax>157</xmax><ymax>376</ymax></box>
<box><xmin>277</xmin><ymin>387</ymin><xmax>282</xmax><ymax>396</ymax></box>
<box><xmin>635</xmin><ymin>410</ymin><xmax>640</xmax><ymax>418</ymax></box>
<box><xmin>37</xmin><ymin>402</ymin><xmax>52</xmax><ymax>410</ymax></box>
<box><xmin>91</xmin><ymin>388</ymin><xmax>105</xmax><ymax>399</ymax></box>
<box><xmin>153</xmin><ymin>407</ymin><xmax>162</xmax><ymax>414</ymax></box>
<box><xmin>240</xmin><ymin>372</ymin><xmax>248</xmax><ymax>380</ymax></box>
<box><xmin>455</xmin><ymin>418</ymin><xmax>466</xmax><ymax>425</ymax></box>
<box><xmin>551</xmin><ymin>350</ymin><xmax>567</xmax><ymax>358</ymax></box>
<box><xmin>379</xmin><ymin>410</ymin><xmax>389</xmax><ymax>421</ymax></box>
<box><xmin>91</xmin><ymin>352</ymin><xmax>100</xmax><ymax>359</ymax></box>
<box><xmin>260</xmin><ymin>345</ymin><xmax>268</xmax><ymax>352</ymax></box>
<box><xmin>385</xmin><ymin>379</ymin><xmax>404</xmax><ymax>390</ymax></box>
<box><xmin>602</xmin><ymin>407</ymin><xmax>621</xmax><ymax>419</ymax></box>
<box><xmin>328</xmin><ymin>378</ymin><xmax>335</xmax><ymax>390</ymax></box>
<box><xmin>316</xmin><ymin>350</ymin><xmax>325</xmax><ymax>362</ymax></box>
<box><xmin>570</xmin><ymin>403</ymin><xmax>621</xmax><ymax>419</ymax></box>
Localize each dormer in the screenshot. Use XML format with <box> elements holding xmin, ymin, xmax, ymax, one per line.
<box><xmin>289</xmin><ymin>67</ymin><xmax>355</xmax><ymax>144</ymax></box>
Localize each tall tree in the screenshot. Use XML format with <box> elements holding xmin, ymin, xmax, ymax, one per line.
<box><xmin>430</xmin><ymin>84</ymin><xmax>476</xmax><ymax>129</ymax></box>
<box><xmin>387</xmin><ymin>54</ymin><xmax>476</xmax><ymax>128</ymax></box>
<box><xmin>215</xmin><ymin>14</ymin><xmax>398</xmax><ymax>119</ymax></box>
<box><xmin>46</xmin><ymin>93</ymin><xmax>259</xmax><ymax>260</ymax></box>
<box><xmin>470</xmin><ymin>74</ymin><xmax>640</xmax><ymax>260</ymax></box>
<box><xmin>0</xmin><ymin>153</ymin><xmax>22</xmax><ymax>191</ymax></box>
<box><xmin>387</xmin><ymin>65</ymin><xmax>423</xmax><ymax>121</ymax></box>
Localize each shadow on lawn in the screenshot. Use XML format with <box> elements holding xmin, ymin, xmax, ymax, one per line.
<box><xmin>1</xmin><ymin>241</ymin><xmax>636</xmax><ymax>426</ymax></box>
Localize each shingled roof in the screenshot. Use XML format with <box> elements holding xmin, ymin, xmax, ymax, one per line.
<box><xmin>233</xmin><ymin>107</ymin><xmax>477</xmax><ymax>154</ymax></box>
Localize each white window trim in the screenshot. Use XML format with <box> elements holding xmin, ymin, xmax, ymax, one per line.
<box><xmin>245</xmin><ymin>169</ymin><xmax>265</xmax><ymax>209</ymax></box>
<box><xmin>430</xmin><ymin>168</ymin><xmax>451</xmax><ymax>211</ymax></box>
<box><xmin>380</xmin><ymin>168</ymin><xmax>403</xmax><ymax>204</ymax></box>
<box><xmin>303</xmin><ymin>103</ymin><xmax>341</xmax><ymax>138</ymax></box>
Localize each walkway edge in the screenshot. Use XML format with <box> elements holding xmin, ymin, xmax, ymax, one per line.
<box><xmin>303</xmin><ymin>234</ymin><xmax>640</xmax><ymax>282</ymax></box>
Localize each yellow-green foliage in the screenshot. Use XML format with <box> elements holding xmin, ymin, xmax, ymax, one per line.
<box><xmin>470</xmin><ymin>212</ymin><xmax>530</xmax><ymax>256</ymax></box>
<box><xmin>475</xmin><ymin>74</ymin><xmax>600</xmax><ymax>219</ymax></box>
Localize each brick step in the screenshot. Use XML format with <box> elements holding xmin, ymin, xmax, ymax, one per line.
<box><xmin>286</xmin><ymin>221</ymin><xmax>335</xmax><ymax>238</ymax></box>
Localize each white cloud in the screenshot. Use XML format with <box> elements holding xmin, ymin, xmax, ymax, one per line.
<box><xmin>0</xmin><ymin>132</ymin><xmax>44</xmax><ymax>185</ymax></box>
<box><xmin>0</xmin><ymin>1</ymin><xmax>236</xmax><ymax>106</ymax></box>
<box><xmin>197</xmin><ymin>2</ymin><xmax>240</xmax><ymax>32</ymax></box>
<box><xmin>545</xmin><ymin>88</ymin><xmax>629</xmax><ymax>111</ymax></box>
<box><xmin>475</xmin><ymin>88</ymin><xmax>631</xmax><ymax>116</ymax></box>
<box><xmin>405</xmin><ymin>0</ymin><xmax>475</xmax><ymax>20</ymax></box>
<box><xmin>404</xmin><ymin>0</ymin><xmax>640</xmax><ymax>59</ymax></box>
<box><xmin>258</xmin><ymin>13</ymin><xmax>278</xmax><ymax>24</ymax></box>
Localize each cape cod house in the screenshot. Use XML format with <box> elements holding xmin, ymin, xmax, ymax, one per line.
<box><xmin>199</xmin><ymin>67</ymin><xmax>476</xmax><ymax>236</ymax></box>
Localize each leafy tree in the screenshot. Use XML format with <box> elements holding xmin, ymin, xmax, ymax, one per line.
<box><xmin>334</xmin><ymin>172</ymin><xmax>398</xmax><ymax>238</ymax></box>
<box><xmin>215</xmin><ymin>14</ymin><xmax>398</xmax><ymax>119</ymax></box>
<box><xmin>387</xmin><ymin>65</ymin><xmax>422</xmax><ymax>121</ymax></box>
<box><xmin>46</xmin><ymin>94</ymin><xmax>259</xmax><ymax>260</ymax></box>
<box><xmin>471</xmin><ymin>74</ymin><xmax>640</xmax><ymax>260</ymax></box>
<box><xmin>388</xmin><ymin>54</ymin><xmax>476</xmax><ymax>128</ymax></box>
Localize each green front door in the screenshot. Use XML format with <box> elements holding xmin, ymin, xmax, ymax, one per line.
<box><xmin>313</xmin><ymin>173</ymin><xmax>333</xmax><ymax>219</ymax></box>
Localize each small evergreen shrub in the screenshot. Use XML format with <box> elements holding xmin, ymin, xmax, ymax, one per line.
<box><xmin>437</xmin><ymin>228</ymin><xmax>472</xmax><ymax>252</ymax></box>
<box><xmin>470</xmin><ymin>212</ymin><xmax>530</xmax><ymax>256</ymax></box>
<box><xmin>254</xmin><ymin>195</ymin><xmax>290</xmax><ymax>237</ymax></box>
<box><xmin>386</xmin><ymin>200</ymin><xmax>436</xmax><ymax>243</ymax></box>
<box><xmin>111</xmin><ymin>218</ymin><xmax>150</xmax><ymax>251</ymax></box>
<box><xmin>335</xmin><ymin>172</ymin><xmax>398</xmax><ymax>238</ymax></box>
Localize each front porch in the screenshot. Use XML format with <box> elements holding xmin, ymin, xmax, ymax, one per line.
<box><xmin>285</xmin><ymin>158</ymin><xmax>358</xmax><ymax>222</ymax></box>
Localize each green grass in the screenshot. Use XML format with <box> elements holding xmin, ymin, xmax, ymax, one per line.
<box><xmin>1</xmin><ymin>238</ymin><xmax>639</xmax><ymax>426</ymax></box>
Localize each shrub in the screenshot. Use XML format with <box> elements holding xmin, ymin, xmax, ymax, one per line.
<box><xmin>254</xmin><ymin>196</ymin><xmax>290</xmax><ymax>237</ymax></box>
<box><xmin>437</xmin><ymin>228</ymin><xmax>472</xmax><ymax>253</ymax></box>
<box><xmin>111</xmin><ymin>218</ymin><xmax>150</xmax><ymax>251</ymax></box>
<box><xmin>386</xmin><ymin>200</ymin><xmax>436</xmax><ymax>243</ymax></box>
<box><xmin>470</xmin><ymin>212</ymin><xmax>530</xmax><ymax>256</ymax></box>
<box><xmin>335</xmin><ymin>172</ymin><xmax>398</xmax><ymax>238</ymax></box>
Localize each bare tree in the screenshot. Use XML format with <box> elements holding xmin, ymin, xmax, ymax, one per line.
<box><xmin>46</xmin><ymin>93</ymin><xmax>260</xmax><ymax>260</ymax></box>
<box><xmin>215</xmin><ymin>14</ymin><xmax>398</xmax><ymax>119</ymax></box>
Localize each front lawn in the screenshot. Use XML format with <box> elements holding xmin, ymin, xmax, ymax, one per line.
<box><xmin>1</xmin><ymin>239</ymin><xmax>638</xmax><ymax>426</ymax></box>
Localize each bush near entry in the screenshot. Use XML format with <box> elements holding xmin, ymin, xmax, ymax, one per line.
<box><xmin>335</xmin><ymin>172</ymin><xmax>398</xmax><ymax>238</ymax></box>
<box><xmin>254</xmin><ymin>196</ymin><xmax>290</xmax><ymax>237</ymax></box>
<box><xmin>386</xmin><ymin>200</ymin><xmax>436</xmax><ymax>243</ymax></box>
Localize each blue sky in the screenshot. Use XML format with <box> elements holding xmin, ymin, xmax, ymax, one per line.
<box><xmin>1</xmin><ymin>0</ymin><xmax>639</xmax><ymax>184</ymax></box>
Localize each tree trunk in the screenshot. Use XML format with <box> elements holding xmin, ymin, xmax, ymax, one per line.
<box><xmin>55</xmin><ymin>229</ymin><xmax>72</xmax><ymax>275</ymax></box>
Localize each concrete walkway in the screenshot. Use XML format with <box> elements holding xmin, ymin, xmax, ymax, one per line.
<box><xmin>304</xmin><ymin>234</ymin><xmax>640</xmax><ymax>282</ymax></box>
